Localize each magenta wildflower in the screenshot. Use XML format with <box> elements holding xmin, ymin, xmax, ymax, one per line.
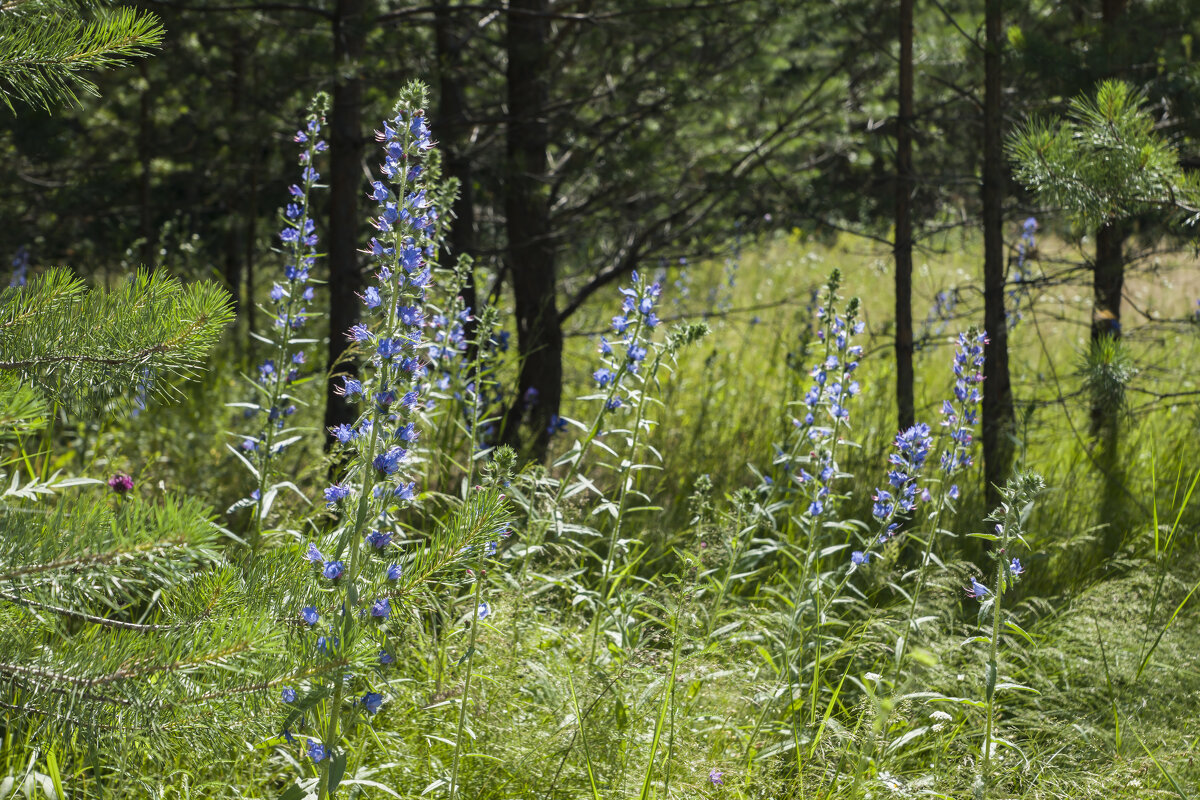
<box><xmin>107</xmin><ymin>473</ymin><xmax>134</xmax><ymax>494</ymax></box>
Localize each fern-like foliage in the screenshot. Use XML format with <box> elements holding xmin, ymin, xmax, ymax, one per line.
<box><xmin>0</xmin><ymin>268</ymin><xmax>233</xmax><ymax>415</ymax></box>
<box><xmin>0</xmin><ymin>1</ymin><xmax>164</xmax><ymax>113</ymax></box>
<box><xmin>1008</xmin><ymin>80</ymin><xmax>1200</xmax><ymax>229</ymax></box>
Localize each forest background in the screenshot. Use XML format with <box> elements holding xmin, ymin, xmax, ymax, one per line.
<box><xmin>3</xmin><ymin>0</ymin><xmax>1200</xmax><ymax>798</ymax></box>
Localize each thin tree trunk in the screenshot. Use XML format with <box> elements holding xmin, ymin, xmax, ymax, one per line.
<box><xmin>324</xmin><ymin>0</ymin><xmax>368</xmax><ymax>444</ymax></box>
<box><xmin>435</xmin><ymin>0</ymin><xmax>478</xmax><ymax>346</ymax></box>
<box><xmin>223</xmin><ymin>40</ymin><xmax>245</xmax><ymax>318</ymax></box>
<box><xmin>894</xmin><ymin>0</ymin><xmax>915</xmax><ymax>433</ymax></box>
<box><xmin>501</xmin><ymin>0</ymin><xmax>560</xmax><ymax>461</ymax></box>
<box><xmin>138</xmin><ymin>61</ymin><xmax>154</xmax><ymax>266</ymax></box>
<box><xmin>1090</xmin><ymin>0</ymin><xmax>1127</xmax><ymax>434</ymax></box>
<box><xmin>244</xmin><ymin>52</ymin><xmax>261</xmax><ymax>351</ymax></box>
<box><xmin>981</xmin><ymin>0</ymin><xmax>1014</xmax><ymax>507</ymax></box>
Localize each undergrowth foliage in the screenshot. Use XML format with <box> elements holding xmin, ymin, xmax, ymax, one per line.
<box><xmin>3</xmin><ymin>78</ymin><xmax>1197</xmax><ymax>800</ymax></box>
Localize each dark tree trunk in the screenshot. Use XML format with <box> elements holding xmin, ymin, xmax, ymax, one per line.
<box><xmin>1090</xmin><ymin>219</ymin><xmax>1125</xmax><ymax>445</ymax></box>
<box><xmin>1090</xmin><ymin>0</ymin><xmax>1128</xmax><ymax>433</ymax></box>
<box><xmin>324</xmin><ymin>0</ymin><xmax>368</xmax><ymax>444</ymax></box>
<box><xmin>435</xmin><ymin>0</ymin><xmax>478</xmax><ymax>345</ymax></box>
<box><xmin>501</xmin><ymin>0</ymin><xmax>560</xmax><ymax>461</ymax></box>
<box><xmin>223</xmin><ymin>40</ymin><xmax>246</xmax><ymax>318</ymax></box>
<box><xmin>981</xmin><ymin>0</ymin><xmax>1014</xmax><ymax>507</ymax></box>
<box><xmin>1088</xmin><ymin>0</ymin><xmax>1130</xmax><ymax>559</ymax></box>
<box><xmin>894</xmin><ymin>0</ymin><xmax>915</xmax><ymax>433</ymax></box>
<box><xmin>138</xmin><ymin>61</ymin><xmax>154</xmax><ymax>266</ymax></box>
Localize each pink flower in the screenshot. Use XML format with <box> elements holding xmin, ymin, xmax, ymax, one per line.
<box><xmin>107</xmin><ymin>473</ymin><xmax>134</xmax><ymax>494</ymax></box>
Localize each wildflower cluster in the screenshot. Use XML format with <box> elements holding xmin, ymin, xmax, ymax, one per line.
<box><xmin>871</xmin><ymin>422</ymin><xmax>933</xmax><ymax>533</ymax></box>
<box><xmin>284</xmin><ymin>88</ymin><xmax>517</xmax><ymax>798</ymax></box>
<box><xmin>938</xmin><ymin>328</ymin><xmax>987</xmax><ymax>493</ymax></box>
<box><xmin>229</xmin><ymin>96</ymin><xmax>327</xmax><ymax>542</ymax></box>
<box><xmin>427</xmin><ymin>276</ymin><xmax>509</xmax><ymax>451</ymax></box>
<box><xmin>849</xmin><ymin>329</ymin><xmax>986</xmax><ymax>569</ymax></box>
<box><xmin>790</xmin><ymin>272</ymin><xmax>863</xmax><ymax>518</ymax></box>
<box><xmin>591</xmin><ymin>270</ymin><xmax>662</xmax><ymax>417</ymax></box>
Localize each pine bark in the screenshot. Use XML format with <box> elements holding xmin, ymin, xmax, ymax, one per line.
<box><xmin>501</xmin><ymin>0</ymin><xmax>560</xmax><ymax>461</ymax></box>
<box><xmin>324</xmin><ymin>0</ymin><xmax>368</xmax><ymax>443</ymax></box>
<box><xmin>981</xmin><ymin>0</ymin><xmax>1015</xmax><ymax>506</ymax></box>
<box><xmin>894</xmin><ymin>0</ymin><xmax>915</xmax><ymax>433</ymax></box>
<box><xmin>435</xmin><ymin>0</ymin><xmax>478</xmax><ymax>347</ymax></box>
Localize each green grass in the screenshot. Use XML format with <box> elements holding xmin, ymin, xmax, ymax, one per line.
<box><xmin>4</xmin><ymin>230</ymin><xmax>1200</xmax><ymax>798</ymax></box>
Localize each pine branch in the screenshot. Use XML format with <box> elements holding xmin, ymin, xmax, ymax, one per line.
<box><xmin>0</xmin><ymin>268</ymin><xmax>234</xmax><ymax>416</ymax></box>
<box><xmin>0</xmin><ymin>4</ymin><xmax>164</xmax><ymax>112</ymax></box>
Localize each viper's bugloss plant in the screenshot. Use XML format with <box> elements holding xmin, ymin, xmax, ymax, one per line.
<box><xmin>228</xmin><ymin>94</ymin><xmax>328</xmax><ymax>547</ymax></box>
<box><xmin>968</xmin><ymin>471</ymin><xmax>1044</xmax><ymax>799</ymax></box>
<box><xmin>764</xmin><ymin>269</ymin><xmax>863</xmax><ymax>528</ymax></box>
<box><xmin>278</xmin><ymin>84</ymin><xmax>513</xmax><ymax>800</ymax></box>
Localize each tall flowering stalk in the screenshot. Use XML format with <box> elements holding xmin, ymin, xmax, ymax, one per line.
<box><xmin>534</xmin><ymin>270</ymin><xmax>665</xmax><ymax>538</ymax></box>
<box><xmin>887</xmin><ymin>329</ymin><xmax>987</xmax><ymax>680</ymax></box>
<box><xmin>770</xmin><ymin>270</ymin><xmax>863</xmax><ymax>527</ymax></box>
<box><xmin>281</xmin><ymin>85</ymin><xmax>511</xmax><ymax>800</ymax></box>
<box><xmin>971</xmin><ymin>472</ymin><xmax>1042</xmax><ymax>799</ymax></box>
<box><xmin>309</xmin><ymin>90</ymin><xmax>436</xmax><ymax>798</ymax></box>
<box><xmin>230</xmin><ymin>96</ymin><xmax>327</xmax><ymax>548</ymax></box>
<box><xmin>743</xmin><ymin>274</ymin><xmax>865</xmax><ymax>770</ymax></box>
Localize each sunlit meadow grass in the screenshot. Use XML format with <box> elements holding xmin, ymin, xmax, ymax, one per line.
<box><xmin>7</xmin><ymin>227</ymin><xmax>1200</xmax><ymax>800</ymax></box>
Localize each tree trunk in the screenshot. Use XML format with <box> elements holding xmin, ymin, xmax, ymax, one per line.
<box><xmin>894</xmin><ymin>0</ymin><xmax>915</xmax><ymax>433</ymax></box>
<box><xmin>501</xmin><ymin>0</ymin><xmax>560</xmax><ymax>461</ymax></box>
<box><xmin>1090</xmin><ymin>219</ymin><xmax>1125</xmax><ymax>448</ymax></box>
<box><xmin>138</xmin><ymin>61</ymin><xmax>154</xmax><ymax>267</ymax></box>
<box><xmin>324</xmin><ymin>0</ymin><xmax>368</xmax><ymax>444</ymax></box>
<box><xmin>223</xmin><ymin>40</ymin><xmax>245</xmax><ymax>318</ymax></box>
<box><xmin>981</xmin><ymin>0</ymin><xmax>1014</xmax><ymax>508</ymax></box>
<box><xmin>435</xmin><ymin>0</ymin><xmax>478</xmax><ymax>346</ymax></box>
<box><xmin>1090</xmin><ymin>0</ymin><xmax>1128</xmax><ymax>434</ymax></box>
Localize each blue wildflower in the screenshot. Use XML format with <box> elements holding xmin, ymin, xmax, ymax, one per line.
<box><xmin>362</xmin><ymin>692</ymin><xmax>384</xmax><ymax>715</ymax></box>
<box><xmin>366</xmin><ymin>530</ymin><xmax>392</xmax><ymax>549</ymax></box>
<box><xmin>324</xmin><ymin>484</ymin><xmax>351</xmax><ymax>505</ymax></box>
<box><xmin>301</xmin><ymin>606</ymin><xmax>319</xmax><ymax>625</ymax></box>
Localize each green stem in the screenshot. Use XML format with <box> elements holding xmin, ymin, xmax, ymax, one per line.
<box><xmin>448</xmin><ymin>334</ymin><xmax>488</xmax><ymax>800</ymax></box>
<box><xmin>891</xmin><ymin>495</ymin><xmax>948</xmax><ymax>684</ymax></box>
<box><xmin>317</xmin><ymin>113</ymin><xmax>417</xmax><ymax>800</ymax></box>
<box><xmin>249</xmin><ymin>131</ymin><xmax>319</xmax><ymax>550</ymax></box>
<box><xmin>702</xmin><ymin>508</ymin><xmax>747</xmax><ymax>646</ymax></box>
<box><xmin>981</xmin><ymin>519</ymin><xmax>1008</xmax><ymax>794</ymax></box>
<box><xmin>588</xmin><ymin>346</ymin><xmax>656</xmax><ymax>664</ymax></box>
<box><xmin>448</xmin><ymin>552</ymin><xmax>484</xmax><ymax>799</ymax></box>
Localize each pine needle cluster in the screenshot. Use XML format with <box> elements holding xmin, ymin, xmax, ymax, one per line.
<box><xmin>0</xmin><ymin>0</ymin><xmax>164</xmax><ymax>112</ymax></box>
